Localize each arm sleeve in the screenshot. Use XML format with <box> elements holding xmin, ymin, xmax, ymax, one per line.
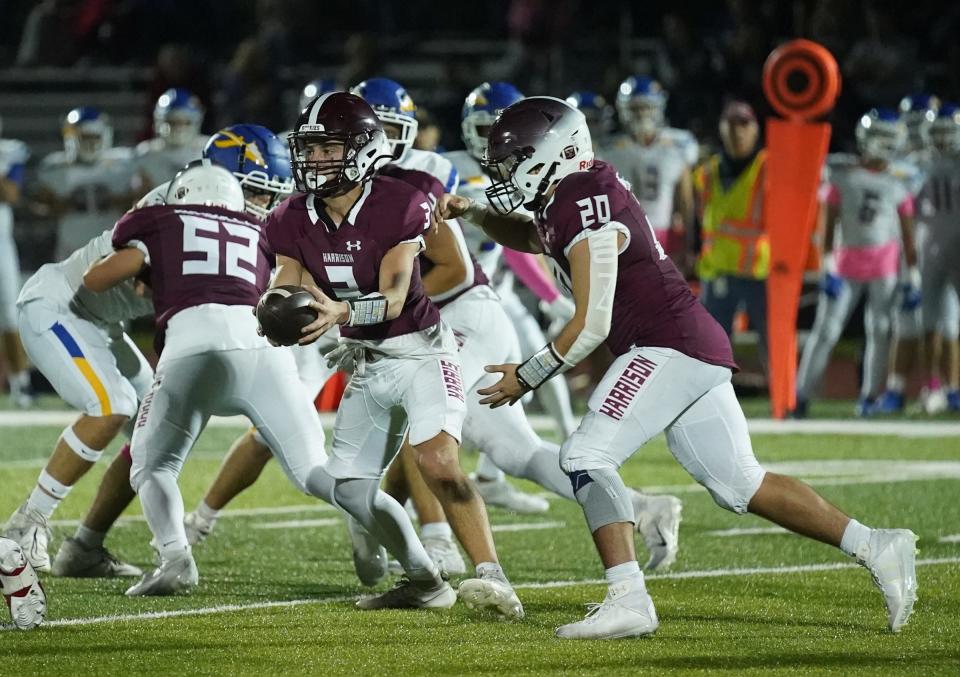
<box><xmin>502</xmin><ymin>249</ymin><xmax>560</xmax><ymax>303</ymax></box>
<box><xmin>819</xmin><ymin>183</ymin><xmax>841</xmax><ymax>207</ymax></box>
<box><xmin>897</xmin><ymin>193</ymin><xmax>915</xmax><ymax>218</ymax></box>
<box><xmin>558</xmin><ymin>228</ymin><xmax>618</xmax><ymax>368</ymax></box>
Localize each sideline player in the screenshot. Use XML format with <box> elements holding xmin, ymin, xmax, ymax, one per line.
<box><xmin>133</xmin><ymin>88</ymin><xmax>207</xmax><ymax>194</ymax></box>
<box><xmin>603</xmin><ymin>76</ymin><xmax>695</xmax><ymax>261</ymax></box>
<box><xmin>84</xmin><ymin>162</ymin><xmax>340</xmax><ymax>596</ymax></box>
<box><xmin>33</xmin><ymin>107</ymin><xmax>136</xmax><ymax>261</ymax></box>
<box><xmin>270</xmin><ymin>92</ymin><xmax>522</xmax><ymax>616</ymax></box>
<box><xmin>796</xmin><ymin>110</ymin><xmax>918</xmax><ymax>416</ymax></box>
<box><xmin>0</xmin><ymin>118</ymin><xmax>32</xmax><ymax>406</ymax></box>
<box><xmin>440</xmin><ymin>96</ymin><xmax>917</xmax><ymax>638</ymax></box>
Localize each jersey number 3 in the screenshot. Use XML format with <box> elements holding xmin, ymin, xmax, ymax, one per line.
<box><xmin>181</xmin><ymin>215</ymin><xmax>260</xmax><ymax>283</ymax></box>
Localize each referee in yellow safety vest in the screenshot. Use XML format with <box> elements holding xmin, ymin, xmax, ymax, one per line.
<box><xmin>693</xmin><ymin>100</ymin><xmax>768</xmax><ymax>363</ymax></box>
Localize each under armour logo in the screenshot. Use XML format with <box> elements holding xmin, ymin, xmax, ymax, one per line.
<box><xmin>346</xmin><ymin>241</ymin><xmax>362</xmax><ymax>251</ymax></box>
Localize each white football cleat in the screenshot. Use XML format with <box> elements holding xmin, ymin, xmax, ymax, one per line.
<box><xmin>556</xmin><ymin>579</ymin><xmax>659</xmax><ymax>639</ymax></box>
<box><xmin>857</xmin><ymin>528</ymin><xmax>919</xmax><ymax>633</ymax></box>
<box><xmin>184</xmin><ymin>511</ymin><xmax>217</xmax><ymax>546</ymax></box>
<box><xmin>2</xmin><ymin>504</ymin><xmax>52</xmax><ymax>573</ymax></box>
<box><xmin>920</xmin><ymin>387</ymin><xmax>947</xmax><ymax>415</ymax></box>
<box><xmin>52</xmin><ymin>537</ymin><xmax>142</xmax><ymax>578</ymax></box>
<box><xmin>423</xmin><ymin>536</ymin><xmax>467</xmax><ymax>576</ymax></box>
<box><xmin>355</xmin><ymin>576</ymin><xmax>456</xmax><ymax>610</ymax></box>
<box><xmin>458</xmin><ymin>572</ymin><xmax>524</xmax><ymax>620</ymax></box>
<box><xmin>471</xmin><ymin>474</ymin><xmax>549</xmax><ymax>514</ymax></box>
<box><xmin>632</xmin><ymin>493</ymin><xmax>682</xmax><ymax>571</ymax></box>
<box><xmin>0</xmin><ymin>537</ymin><xmax>46</xmax><ymax>630</ymax></box>
<box><xmin>125</xmin><ymin>549</ymin><xmax>198</xmax><ymax>597</ymax></box>
<box><xmin>345</xmin><ymin>515</ymin><xmax>388</xmax><ymax>587</ymax></box>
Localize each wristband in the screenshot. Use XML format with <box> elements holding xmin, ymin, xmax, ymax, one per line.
<box><xmin>347</xmin><ymin>293</ymin><xmax>388</xmax><ymax>326</ymax></box>
<box><xmin>516</xmin><ymin>343</ymin><xmax>569</xmax><ymax>390</ymax></box>
<box><xmin>462</xmin><ymin>199</ymin><xmax>490</xmax><ymax>227</ymax></box>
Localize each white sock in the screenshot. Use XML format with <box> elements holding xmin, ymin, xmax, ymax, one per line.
<box><xmin>475</xmin><ymin>454</ymin><xmax>505</xmax><ymax>483</ymax></box>
<box><xmin>195</xmin><ymin>500</ymin><xmax>220</xmax><ymax>523</ymax></box>
<box><xmin>139</xmin><ymin>471</ymin><xmax>190</xmax><ymax>557</ymax></box>
<box><xmin>476</xmin><ymin>561</ymin><xmax>505</xmax><ymax>580</ymax></box>
<box><xmin>605</xmin><ymin>560</ymin><xmax>644</xmax><ymax>587</ymax></box>
<box><xmin>420</xmin><ymin>521</ymin><xmax>452</xmax><ymax>541</ymax></box>
<box><xmin>74</xmin><ymin>524</ymin><xmax>105</xmax><ymax>549</ymax></box>
<box><xmin>886</xmin><ymin>374</ymin><xmax>906</xmax><ymax>393</ymax></box>
<box><xmin>8</xmin><ymin>370</ymin><xmax>30</xmax><ymax>391</ymax></box>
<box><xmin>27</xmin><ymin>470</ymin><xmax>72</xmax><ymax>519</ymax></box>
<box><xmin>840</xmin><ymin>519</ymin><xmax>873</xmax><ymax>558</ymax></box>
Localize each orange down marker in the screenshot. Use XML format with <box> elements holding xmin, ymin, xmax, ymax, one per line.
<box><xmin>762</xmin><ymin>40</ymin><xmax>840</xmax><ymax>419</ymax></box>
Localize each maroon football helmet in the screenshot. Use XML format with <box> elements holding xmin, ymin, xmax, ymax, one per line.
<box><xmin>288</xmin><ymin>92</ymin><xmax>391</xmax><ymax>197</ymax></box>
<box><xmin>482</xmin><ymin>96</ymin><xmax>593</xmax><ymax>214</ymax></box>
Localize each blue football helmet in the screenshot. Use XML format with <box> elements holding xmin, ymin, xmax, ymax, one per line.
<box><xmin>62</xmin><ymin>107</ymin><xmax>113</xmax><ymax>164</ymax></box>
<box><xmin>566</xmin><ymin>91</ymin><xmax>614</xmax><ymax>141</ymax></box>
<box><xmin>351</xmin><ymin>77</ymin><xmax>418</xmax><ymax>162</ymax></box>
<box><xmin>616</xmin><ymin>76</ymin><xmax>667</xmax><ymax>137</ymax></box>
<box><xmin>299</xmin><ymin>78</ymin><xmax>338</xmax><ymax>112</ymax></box>
<box><xmin>898</xmin><ymin>93</ymin><xmax>940</xmax><ymax>151</ymax></box>
<box><xmin>154</xmin><ymin>88</ymin><xmax>204</xmax><ymax>148</ymax></box>
<box><xmin>203</xmin><ymin>124</ymin><xmax>294</xmax><ymax>219</ymax></box>
<box><xmin>856</xmin><ymin>108</ymin><xmax>907</xmax><ymax>161</ymax></box>
<box><xmin>461</xmin><ymin>81</ymin><xmax>524</xmax><ymax>160</ymax></box>
<box><xmin>930</xmin><ymin>103</ymin><xmax>960</xmax><ymax>154</ymax></box>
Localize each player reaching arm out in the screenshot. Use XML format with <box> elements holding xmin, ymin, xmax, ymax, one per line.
<box><xmin>438</xmin><ymin>193</ymin><xmax>616</xmax><ymax>406</ymax></box>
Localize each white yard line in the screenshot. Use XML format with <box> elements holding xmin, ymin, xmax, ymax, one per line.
<box><xmin>13</xmin><ymin>556</ymin><xmax>956</xmax><ymax>631</ymax></box>
<box><xmin>705</xmin><ymin>526</ymin><xmax>790</xmax><ymax>537</ymax></box>
<box><xmin>252</xmin><ymin>518</ymin><xmax>341</xmax><ymax>530</ymax></box>
<box><xmin>3</xmin><ymin>411</ymin><xmax>960</xmax><ymax>437</ymax></box>
<box><xmin>48</xmin><ymin>503</ymin><xmax>337</xmax><ymax>528</ymax></box>
<box><xmin>938</xmin><ymin>534</ymin><xmax>960</xmax><ymax>543</ymax></box>
<box><xmin>491</xmin><ymin>521</ymin><xmax>566</xmax><ymax>532</ymax></box>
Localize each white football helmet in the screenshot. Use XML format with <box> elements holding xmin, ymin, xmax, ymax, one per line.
<box><xmin>165</xmin><ymin>159</ymin><xmax>246</xmax><ymax>212</ymax></box>
<box><xmin>483</xmin><ymin>96</ymin><xmax>594</xmax><ymax>214</ymax></box>
<box><xmin>856</xmin><ymin>108</ymin><xmax>907</xmax><ymax>162</ymax></box>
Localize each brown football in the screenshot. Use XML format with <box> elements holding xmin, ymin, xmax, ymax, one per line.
<box><xmin>255</xmin><ymin>285</ymin><xmax>318</xmax><ymax>346</ymax></box>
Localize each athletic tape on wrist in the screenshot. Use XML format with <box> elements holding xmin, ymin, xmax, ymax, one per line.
<box><xmin>347</xmin><ymin>293</ymin><xmax>388</xmax><ymax>326</ymax></box>
<box><xmin>61</xmin><ymin>425</ymin><xmax>103</xmax><ymax>463</ymax></box>
<box><xmin>516</xmin><ymin>343</ymin><xmax>569</xmax><ymax>390</ymax></box>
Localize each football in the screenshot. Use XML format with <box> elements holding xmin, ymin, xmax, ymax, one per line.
<box><xmin>255</xmin><ymin>285</ymin><xmax>318</xmax><ymax>346</ymax></box>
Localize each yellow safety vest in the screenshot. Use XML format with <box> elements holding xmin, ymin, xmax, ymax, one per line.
<box><xmin>694</xmin><ymin>151</ymin><xmax>769</xmax><ymax>280</ymax></box>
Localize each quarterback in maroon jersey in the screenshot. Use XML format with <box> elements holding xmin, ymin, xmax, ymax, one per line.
<box><xmin>438</xmin><ymin>97</ymin><xmax>918</xmax><ymax>638</ymax></box>
<box><xmin>267</xmin><ymin>91</ymin><xmax>522</xmax><ymax>617</ymax></box>
<box><xmin>83</xmin><ymin>162</ymin><xmax>339</xmax><ymax>596</ymax></box>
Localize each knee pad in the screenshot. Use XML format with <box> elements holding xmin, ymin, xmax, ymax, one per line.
<box><xmin>61</xmin><ymin>425</ymin><xmax>103</xmax><ymax>464</ymax></box>
<box><xmin>698</xmin><ymin>465</ymin><xmax>766</xmax><ymax>514</ymax></box>
<box><xmin>567</xmin><ymin>468</ymin><xmax>634</xmax><ymax>532</ymax></box>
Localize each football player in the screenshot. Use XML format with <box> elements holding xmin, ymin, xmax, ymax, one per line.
<box><xmin>273</xmin><ymin>92</ymin><xmax>522</xmax><ymax>616</ymax></box>
<box><xmin>440</xmin><ymin>96</ymin><xmax>917</xmax><ymax>639</ymax></box>
<box><xmin>796</xmin><ymin>110</ymin><xmax>919</xmax><ymax>417</ymax></box>
<box><xmin>601</xmin><ymin>76</ymin><xmax>695</xmax><ymax>260</ymax></box>
<box><xmin>133</xmin><ymin>88</ymin><xmax>206</xmax><ymax>194</ymax></box>
<box><xmin>447</xmin><ymin>81</ymin><xmax>580</xmax><ymax>442</ymax></box>
<box><xmin>84</xmin><ymin>162</ymin><xmax>339</xmax><ymax>596</ymax></box>
<box><xmin>33</xmin><ymin>107</ymin><xmax>136</xmax><ymax>260</ymax></box>
<box><xmin>879</xmin><ymin>95</ymin><xmax>960</xmax><ymax>413</ymax></box>
<box><xmin>359</xmin><ymin>81</ymin><xmax>683</xmax><ymax>575</ymax></box>
<box><xmin>0</xmin><ymin>116</ymin><xmax>32</xmax><ymax>407</ymax></box>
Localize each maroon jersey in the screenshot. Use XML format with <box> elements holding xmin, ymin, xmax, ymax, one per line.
<box><xmin>380</xmin><ymin>164</ymin><xmax>489</xmax><ymax>308</ymax></box>
<box><xmin>112</xmin><ymin>204</ymin><xmax>272</xmax><ymax>351</ymax></box>
<box><xmin>265</xmin><ymin>176</ymin><xmax>438</xmax><ymax>341</ymax></box>
<box><xmin>536</xmin><ymin>161</ymin><xmax>736</xmax><ymax>369</ymax></box>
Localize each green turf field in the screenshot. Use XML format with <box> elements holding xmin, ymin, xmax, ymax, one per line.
<box><xmin>1</xmin><ymin>420</ymin><xmax>958</xmax><ymax>675</ymax></box>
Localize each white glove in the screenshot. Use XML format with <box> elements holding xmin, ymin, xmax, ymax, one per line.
<box><xmin>540</xmin><ymin>295</ymin><xmax>575</xmax><ymax>323</ymax></box>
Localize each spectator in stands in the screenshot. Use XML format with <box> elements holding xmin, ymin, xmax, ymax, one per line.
<box><xmin>220</xmin><ymin>38</ymin><xmax>284</xmax><ymax>132</ymax></box>
<box><xmin>16</xmin><ymin>0</ymin><xmax>80</xmax><ymax>67</ymax></box>
<box><xmin>139</xmin><ymin>43</ymin><xmax>215</xmax><ymax>142</ymax></box>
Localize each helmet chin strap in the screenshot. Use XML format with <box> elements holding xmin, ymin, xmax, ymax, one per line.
<box><xmin>529</xmin><ymin>161</ymin><xmax>560</xmax><ymax>211</ymax></box>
